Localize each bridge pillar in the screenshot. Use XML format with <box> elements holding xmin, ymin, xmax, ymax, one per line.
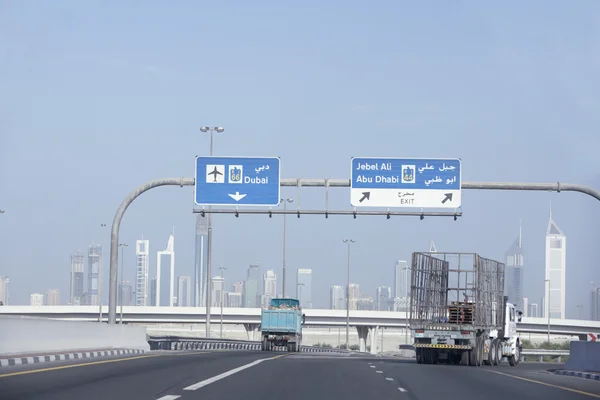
<box><xmin>369</xmin><ymin>326</ymin><xmax>379</xmax><ymax>355</ymax></box>
<box><xmin>356</xmin><ymin>326</ymin><xmax>369</xmax><ymax>352</ymax></box>
<box><xmin>244</xmin><ymin>323</ymin><xmax>260</xmax><ymax>341</ymax></box>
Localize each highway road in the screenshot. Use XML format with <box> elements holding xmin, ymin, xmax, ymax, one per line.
<box><xmin>1</xmin><ymin>350</ymin><xmax>599</xmax><ymax>400</ymax></box>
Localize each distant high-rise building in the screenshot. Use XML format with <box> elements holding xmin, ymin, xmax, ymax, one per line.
<box><xmin>46</xmin><ymin>289</ymin><xmax>60</xmax><ymax>305</ymax></box>
<box><xmin>262</xmin><ymin>270</ymin><xmax>277</xmax><ymax>308</ymax></box>
<box><xmin>244</xmin><ymin>265</ymin><xmax>261</xmax><ymax>308</ymax></box>
<box><xmin>296</xmin><ymin>269</ymin><xmax>312</xmax><ymax>308</ymax></box>
<box><xmin>522</xmin><ymin>297</ymin><xmax>529</xmax><ymax>317</ymax></box>
<box><xmin>156</xmin><ymin>233</ymin><xmax>175</xmax><ymax>307</ymax></box>
<box><xmin>30</xmin><ymin>293</ymin><xmax>44</xmax><ymax>306</ymax></box>
<box><xmin>227</xmin><ymin>292</ymin><xmax>242</xmax><ymax>307</ymax></box>
<box><xmin>119</xmin><ymin>281</ymin><xmax>133</xmax><ymax>306</ymax></box>
<box><xmin>330</xmin><ymin>285</ymin><xmax>345</xmax><ymax>310</ymax></box>
<box><xmin>70</xmin><ymin>251</ymin><xmax>85</xmax><ymax>305</ymax></box>
<box><xmin>505</xmin><ymin>223</ymin><xmax>524</xmax><ymax>310</ymax></box>
<box><xmin>529</xmin><ymin>302</ymin><xmax>539</xmax><ymax>318</ymax></box>
<box><xmin>136</xmin><ymin>239</ymin><xmax>150</xmax><ymax>306</ymax></box>
<box><xmin>178</xmin><ymin>276</ymin><xmax>192</xmax><ymax>307</ymax></box>
<box><xmin>394</xmin><ymin>260</ymin><xmax>409</xmax><ymax>299</ymax></box>
<box><xmin>194</xmin><ymin>214</ymin><xmax>208</xmax><ymax>307</ymax></box>
<box><xmin>0</xmin><ymin>276</ymin><xmax>9</xmax><ymax>305</ymax></box>
<box><xmin>348</xmin><ymin>283</ymin><xmax>360</xmax><ymax>310</ymax></box>
<box><xmin>357</xmin><ymin>296</ymin><xmax>374</xmax><ymax>311</ymax></box>
<box><xmin>211</xmin><ymin>276</ymin><xmax>225</xmax><ymax>307</ymax></box>
<box><xmin>150</xmin><ymin>277</ymin><xmax>157</xmax><ymax>306</ymax></box>
<box><xmin>232</xmin><ymin>281</ymin><xmax>244</xmax><ymax>295</ymax></box>
<box><xmin>545</xmin><ymin>213</ymin><xmax>566</xmax><ymax>319</ymax></box>
<box><xmin>87</xmin><ymin>244</ymin><xmax>102</xmax><ymax>306</ymax></box>
<box><xmin>377</xmin><ymin>286</ymin><xmax>392</xmax><ymax>311</ymax></box>
<box><xmin>592</xmin><ymin>287</ymin><xmax>600</xmax><ymax>321</ymax></box>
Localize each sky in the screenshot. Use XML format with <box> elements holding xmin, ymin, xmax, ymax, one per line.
<box><xmin>1</xmin><ymin>1</ymin><xmax>600</xmax><ymax>315</ymax></box>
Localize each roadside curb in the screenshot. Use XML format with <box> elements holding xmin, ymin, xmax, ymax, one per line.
<box><xmin>554</xmin><ymin>369</ymin><xmax>600</xmax><ymax>381</ymax></box>
<box><xmin>0</xmin><ymin>349</ymin><xmax>146</xmax><ymax>368</ymax></box>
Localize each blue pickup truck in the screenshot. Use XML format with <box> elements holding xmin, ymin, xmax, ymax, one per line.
<box><xmin>260</xmin><ymin>298</ymin><xmax>305</xmax><ymax>352</ymax></box>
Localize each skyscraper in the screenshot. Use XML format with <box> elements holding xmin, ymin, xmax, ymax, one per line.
<box><xmin>119</xmin><ymin>281</ymin><xmax>133</xmax><ymax>306</ymax></box>
<box><xmin>70</xmin><ymin>251</ymin><xmax>85</xmax><ymax>305</ymax></box>
<box><xmin>545</xmin><ymin>213</ymin><xmax>566</xmax><ymax>319</ymax></box>
<box><xmin>211</xmin><ymin>276</ymin><xmax>225</xmax><ymax>307</ymax></box>
<box><xmin>87</xmin><ymin>244</ymin><xmax>102</xmax><ymax>306</ymax></box>
<box><xmin>46</xmin><ymin>289</ymin><xmax>60</xmax><ymax>305</ymax></box>
<box><xmin>150</xmin><ymin>277</ymin><xmax>157</xmax><ymax>306</ymax></box>
<box><xmin>178</xmin><ymin>276</ymin><xmax>192</xmax><ymax>307</ymax></box>
<box><xmin>348</xmin><ymin>283</ymin><xmax>360</xmax><ymax>310</ymax></box>
<box><xmin>330</xmin><ymin>285</ymin><xmax>345</xmax><ymax>310</ymax></box>
<box><xmin>376</xmin><ymin>286</ymin><xmax>392</xmax><ymax>311</ymax></box>
<box><xmin>505</xmin><ymin>222</ymin><xmax>524</xmax><ymax>310</ymax></box>
<box><xmin>394</xmin><ymin>260</ymin><xmax>409</xmax><ymax>299</ymax></box>
<box><xmin>194</xmin><ymin>214</ymin><xmax>208</xmax><ymax>307</ymax></box>
<box><xmin>262</xmin><ymin>270</ymin><xmax>277</xmax><ymax>308</ymax></box>
<box><xmin>156</xmin><ymin>233</ymin><xmax>175</xmax><ymax>307</ymax></box>
<box><xmin>296</xmin><ymin>269</ymin><xmax>312</xmax><ymax>308</ymax></box>
<box><xmin>244</xmin><ymin>264</ymin><xmax>260</xmax><ymax>308</ymax></box>
<box><xmin>592</xmin><ymin>287</ymin><xmax>600</xmax><ymax>321</ymax></box>
<box><xmin>30</xmin><ymin>293</ymin><xmax>44</xmax><ymax>306</ymax></box>
<box><xmin>136</xmin><ymin>239</ymin><xmax>150</xmax><ymax>306</ymax></box>
<box><xmin>0</xmin><ymin>276</ymin><xmax>9</xmax><ymax>305</ymax></box>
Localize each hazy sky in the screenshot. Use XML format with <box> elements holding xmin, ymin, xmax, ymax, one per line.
<box><xmin>1</xmin><ymin>1</ymin><xmax>599</xmax><ymax>315</ymax></box>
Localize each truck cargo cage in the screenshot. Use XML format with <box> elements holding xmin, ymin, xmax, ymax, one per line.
<box><xmin>409</xmin><ymin>252</ymin><xmax>505</xmax><ymax>330</ymax></box>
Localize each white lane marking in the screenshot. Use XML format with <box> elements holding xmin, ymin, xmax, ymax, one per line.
<box><xmin>376</xmin><ymin>370</ymin><xmax>383</xmax><ymax>373</ymax></box>
<box><xmin>385</xmin><ymin>377</ymin><xmax>394</xmax><ymax>381</ymax></box>
<box><xmin>156</xmin><ymin>396</ymin><xmax>181</xmax><ymax>400</ymax></box>
<box><xmin>370</xmin><ymin>365</ymin><xmax>376</xmax><ymax>368</ymax></box>
<box><xmin>368</xmin><ymin>362</ymin><xmax>373</xmax><ymax>365</ymax></box>
<box><xmin>183</xmin><ymin>356</ymin><xmax>280</xmax><ymax>391</ymax></box>
<box><xmin>398</xmin><ymin>387</ymin><xmax>408</xmax><ymax>392</ymax></box>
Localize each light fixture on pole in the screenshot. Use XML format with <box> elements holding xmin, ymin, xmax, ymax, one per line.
<box><xmin>343</xmin><ymin>238</ymin><xmax>355</xmax><ymax>349</ymax></box>
<box><xmin>219</xmin><ymin>266</ymin><xmax>227</xmax><ymax>338</ymax></box>
<box><xmin>200</xmin><ymin>126</ymin><xmax>225</xmax><ymax>339</ymax></box>
<box><xmin>545</xmin><ymin>278</ymin><xmax>550</xmax><ymax>344</ymax></box>
<box><xmin>282</xmin><ymin>198</ymin><xmax>294</xmax><ymax>297</ymax></box>
<box><xmin>119</xmin><ymin>243</ymin><xmax>128</xmax><ymax>324</ymax></box>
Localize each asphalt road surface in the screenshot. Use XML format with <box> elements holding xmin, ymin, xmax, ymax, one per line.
<box><xmin>1</xmin><ymin>351</ymin><xmax>599</xmax><ymax>400</ymax></box>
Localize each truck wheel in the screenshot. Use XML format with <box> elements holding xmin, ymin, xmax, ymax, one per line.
<box><xmin>488</xmin><ymin>339</ymin><xmax>497</xmax><ymax>365</ymax></box>
<box><xmin>508</xmin><ymin>344</ymin><xmax>520</xmax><ymax>367</ymax></box>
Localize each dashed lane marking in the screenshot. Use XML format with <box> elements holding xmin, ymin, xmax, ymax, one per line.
<box><xmin>156</xmin><ymin>396</ymin><xmax>181</xmax><ymax>400</ymax></box>
<box><xmin>385</xmin><ymin>377</ymin><xmax>394</xmax><ymax>381</ymax></box>
<box><xmin>398</xmin><ymin>387</ymin><xmax>408</xmax><ymax>392</ymax></box>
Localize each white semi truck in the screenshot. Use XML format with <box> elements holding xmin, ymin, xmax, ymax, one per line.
<box><xmin>409</xmin><ymin>252</ymin><xmax>523</xmax><ymax>366</ymax></box>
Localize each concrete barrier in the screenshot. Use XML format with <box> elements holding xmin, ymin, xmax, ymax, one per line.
<box><xmin>0</xmin><ymin>315</ymin><xmax>149</xmax><ymax>356</ymax></box>
<box><xmin>564</xmin><ymin>341</ymin><xmax>600</xmax><ymax>372</ymax></box>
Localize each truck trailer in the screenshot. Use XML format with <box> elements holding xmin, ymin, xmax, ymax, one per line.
<box><xmin>409</xmin><ymin>252</ymin><xmax>522</xmax><ymax>366</ymax></box>
<box><xmin>260</xmin><ymin>298</ymin><xmax>304</xmax><ymax>352</ymax></box>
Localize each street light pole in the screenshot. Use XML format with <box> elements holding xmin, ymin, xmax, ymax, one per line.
<box><xmin>545</xmin><ymin>278</ymin><xmax>550</xmax><ymax>344</ymax></box>
<box><xmin>343</xmin><ymin>238</ymin><xmax>355</xmax><ymax>349</ymax></box>
<box><xmin>200</xmin><ymin>126</ymin><xmax>224</xmax><ymax>339</ymax></box>
<box><xmin>219</xmin><ymin>266</ymin><xmax>227</xmax><ymax>338</ymax></box>
<box><xmin>282</xmin><ymin>198</ymin><xmax>293</xmax><ymax>297</ymax></box>
<box><xmin>98</xmin><ymin>223</ymin><xmax>107</xmax><ymax>323</ymax></box>
<box><xmin>119</xmin><ymin>243</ymin><xmax>128</xmax><ymax>324</ymax></box>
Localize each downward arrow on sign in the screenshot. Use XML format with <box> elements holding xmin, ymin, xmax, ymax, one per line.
<box><xmin>228</xmin><ymin>192</ymin><xmax>247</xmax><ymax>201</ymax></box>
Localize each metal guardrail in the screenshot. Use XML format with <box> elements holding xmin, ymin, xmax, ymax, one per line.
<box><xmin>147</xmin><ymin>335</ymin><xmax>350</xmax><ymax>353</ymax></box>
<box><xmin>522</xmin><ymin>349</ymin><xmax>569</xmax><ymax>356</ymax></box>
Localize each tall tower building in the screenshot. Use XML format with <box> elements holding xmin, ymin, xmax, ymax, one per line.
<box><xmin>330</xmin><ymin>285</ymin><xmax>345</xmax><ymax>310</ymax></box>
<box><xmin>178</xmin><ymin>276</ymin><xmax>192</xmax><ymax>307</ymax></box>
<box><xmin>211</xmin><ymin>276</ymin><xmax>225</xmax><ymax>307</ymax></box>
<box><xmin>70</xmin><ymin>251</ymin><xmax>85</xmax><ymax>305</ymax></box>
<box><xmin>592</xmin><ymin>287</ymin><xmax>600</xmax><ymax>321</ymax></box>
<box><xmin>119</xmin><ymin>281</ymin><xmax>133</xmax><ymax>306</ymax></box>
<box><xmin>0</xmin><ymin>276</ymin><xmax>9</xmax><ymax>305</ymax></box>
<box><xmin>545</xmin><ymin>213</ymin><xmax>566</xmax><ymax>319</ymax></box>
<box><xmin>244</xmin><ymin>264</ymin><xmax>261</xmax><ymax>308</ymax></box>
<box><xmin>296</xmin><ymin>269</ymin><xmax>312</xmax><ymax>308</ymax></box>
<box><xmin>262</xmin><ymin>270</ymin><xmax>277</xmax><ymax>308</ymax></box>
<box><xmin>505</xmin><ymin>222</ymin><xmax>524</xmax><ymax>310</ymax></box>
<box><xmin>156</xmin><ymin>233</ymin><xmax>175</xmax><ymax>307</ymax></box>
<box><xmin>87</xmin><ymin>244</ymin><xmax>102</xmax><ymax>306</ymax></box>
<box><xmin>348</xmin><ymin>283</ymin><xmax>360</xmax><ymax>310</ymax></box>
<box><xmin>194</xmin><ymin>214</ymin><xmax>208</xmax><ymax>307</ymax></box>
<box><xmin>150</xmin><ymin>277</ymin><xmax>157</xmax><ymax>306</ymax></box>
<box><xmin>46</xmin><ymin>289</ymin><xmax>60</xmax><ymax>305</ymax></box>
<box><xmin>377</xmin><ymin>286</ymin><xmax>392</xmax><ymax>311</ymax></box>
<box><xmin>136</xmin><ymin>239</ymin><xmax>150</xmax><ymax>306</ymax></box>
<box><xmin>394</xmin><ymin>260</ymin><xmax>409</xmax><ymax>299</ymax></box>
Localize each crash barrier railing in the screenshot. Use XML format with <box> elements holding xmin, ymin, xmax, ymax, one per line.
<box><xmin>398</xmin><ymin>345</ymin><xmax>569</xmax><ymax>362</ymax></box>
<box><xmin>147</xmin><ymin>335</ymin><xmax>350</xmax><ymax>353</ymax></box>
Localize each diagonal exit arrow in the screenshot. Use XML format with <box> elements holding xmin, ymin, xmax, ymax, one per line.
<box><xmin>359</xmin><ymin>192</ymin><xmax>370</xmax><ymax>202</ymax></box>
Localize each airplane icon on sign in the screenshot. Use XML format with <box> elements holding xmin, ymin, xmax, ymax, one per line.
<box><xmin>206</xmin><ymin>165</ymin><xmax>225</xmax><ymax>183</ymax></box>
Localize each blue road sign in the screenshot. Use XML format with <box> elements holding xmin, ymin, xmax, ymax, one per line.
<box><xmin>350</xmin><ymin>157</ymin><xmax>462</xmax><ymax>208</ymax></box>
<box><xmin>195</xmin><ymin>156</ymin><xmax>281</xmax><ymax>206</ymax></box>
